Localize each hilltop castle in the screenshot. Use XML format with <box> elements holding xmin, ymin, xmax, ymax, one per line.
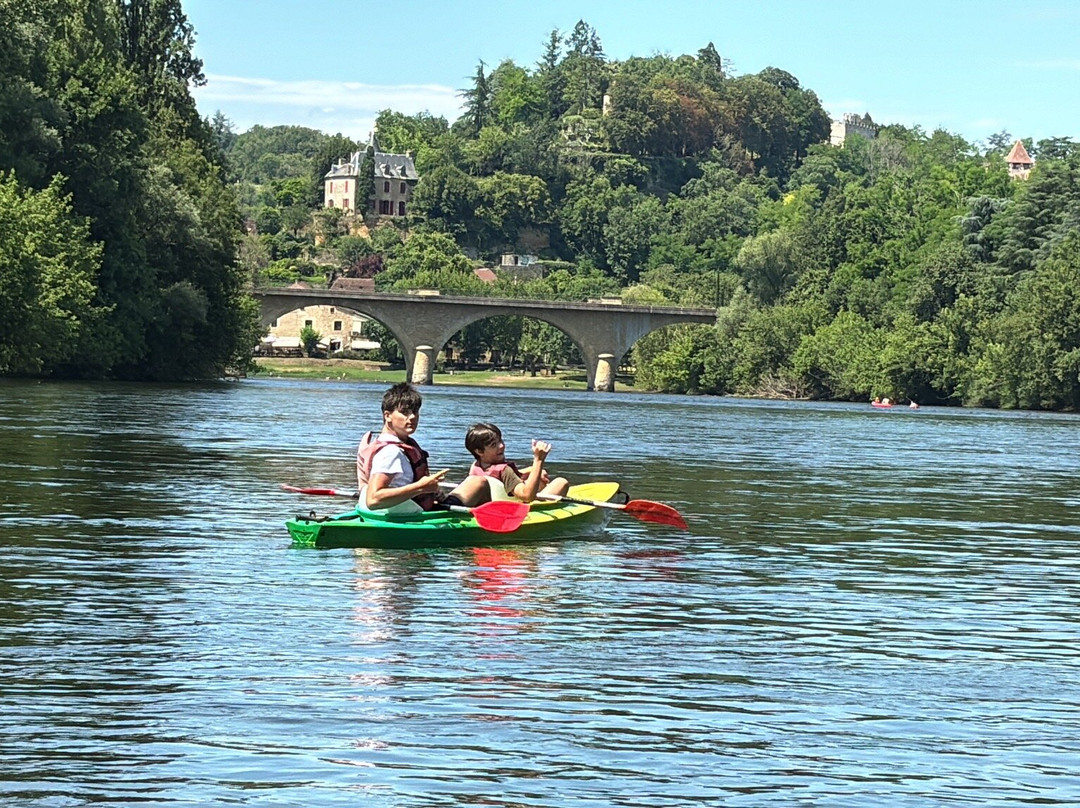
<box><xmin>830</xmin><ymin>113</ymin><xmax>878</xmax><ymax>146</ymax></box>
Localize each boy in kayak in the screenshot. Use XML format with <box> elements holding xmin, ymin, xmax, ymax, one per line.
<box><xmin>357</xmin><ymin>383</ymin><xmax>488</xmax><ymax>513</ymax></box>
<box><xmin>465</xmin><ymin>422</ymin><xmax>570</xmax><ymax>503</ymax></box>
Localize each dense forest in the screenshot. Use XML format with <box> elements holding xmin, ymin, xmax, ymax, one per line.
<box><xmin>0</xmin><ymin>0</ymin><xmax>259</xmax><ymax>380</ymax></box>
<box><xmin>3</xmin><ymin>6</ymin><xmax>1080</xmax><ymax>410</ymax></box>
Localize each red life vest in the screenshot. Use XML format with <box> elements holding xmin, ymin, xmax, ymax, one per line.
<box><xmin>469</xmin><ymin>461</ymin><xmax>525</xmax><ymax>481</ymax></box>
<box><xmin>356</xmin><ymin>430</ymin><xmax>436</xmax><ymax>510</ymax></box>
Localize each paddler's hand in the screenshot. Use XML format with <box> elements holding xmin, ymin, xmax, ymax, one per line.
<box><xmin>417</xmin><ymin>468</ymin><xmax>449</xmax><ymax>493</ymax></box>
<box><xmin>531</xmin><ymin>439</ymin><xmax>552</xmax><ymax>462</ymax></box>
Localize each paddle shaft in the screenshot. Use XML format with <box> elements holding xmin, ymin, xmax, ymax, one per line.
<box><xmin>537</xmin><ymin>491</ymin><xmax>687</xmax><ymax>529</ymax></box>
<box><xmin>537</xmin><ymin>492</ymin><xmax>627</xmax><ymax>511</ymax></box>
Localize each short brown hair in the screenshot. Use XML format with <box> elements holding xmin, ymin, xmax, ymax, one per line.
<box><xmin>465</xmin><ymin>422</ymin><xmax>502</xmax><ymax>458</ymax></box>
<box><xmin>382</xmin><ymin>382</ymin><xmax>422</xmax><ymax>415</ymax></box>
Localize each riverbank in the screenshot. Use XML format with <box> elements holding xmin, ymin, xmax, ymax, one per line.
<box><xmin>251</xmin><ymin>357</ymin><xmax>627</xmax><ymax>391</ymax></box>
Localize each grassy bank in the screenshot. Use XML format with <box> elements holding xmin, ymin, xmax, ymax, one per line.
<box><xmin>251</xmin><ymin>358</ymin><xmax>623</xmax><ymax>391</ymax></box>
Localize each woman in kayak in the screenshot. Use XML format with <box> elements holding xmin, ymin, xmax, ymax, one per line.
<box><xmin>465</xmin><ymin>422</ymin><xmax>570</xmax><ymax>503</ymax></box>
<box><xmin>357</xmin><ymin>383</ymin><xmax>488</xmax><ymax>513</ymax></box>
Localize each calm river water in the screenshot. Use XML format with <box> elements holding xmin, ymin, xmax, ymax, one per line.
<box><xmin>2</xmin><ymin>378</ymin><xmax>1079</xmax><ymax>806</ymax></box>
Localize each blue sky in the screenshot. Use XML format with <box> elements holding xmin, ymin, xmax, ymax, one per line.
<box><xmin>186</xmin><ymin>0</ymin><xmax>1080</xmax><ymax>147</ymax></box>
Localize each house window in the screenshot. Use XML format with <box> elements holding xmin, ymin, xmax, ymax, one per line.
<box><xmin>379</xmin><ymin>199</ymin><xmax>391</xmax><ymax>215</ymax></box>
<box><xmin>271</xmin><ymin>319</ymin><xmax>278</xmax><ymax>328</ymax></box>
<box><xmin>398</xmin><ymin>201</ymin><xmax>406</xmax><ymax>216</ymax></box>
<box><xmin>383</xmin><ymin>181</ymin><xmax>390</xmax><ymax>193</ymax></box>
<box><xmin>327</xmin><ymin>198</ymin><xmax>334</xmax><ymax>207</ymax></box>
<box><xmin>305</xmin><ymin>319</ymin><xmax>313</xmax><ymax>327</ymax></box>
<box><xmin>333</xmin><ymin>321</ymin><xmax>343</xmax><ymax>331</ymax></box>
<box><xmin>342</xmin><ymin>198</ymin><xmax>349</xmax><ymax>209</ymax></box>
<box><xmin>400</xmin><ymin>182</ymin><xmax>406</xmax><ymax>193</ymax></box>
<box><xmin>329</xmin><ymin>307</ymin><xmax>335</xmax><ymax>313</ymax></box>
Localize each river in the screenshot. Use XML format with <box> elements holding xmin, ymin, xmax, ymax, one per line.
<box><xmin>2</xmin><ymin>378</ymin><xmax>1078</xmax><ymax>806</ymax></box>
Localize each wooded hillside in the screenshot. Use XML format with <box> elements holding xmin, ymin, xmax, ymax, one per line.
<box><xmin>225</xmin><ymin>21</ymin><xmax>1080</xmax><ymax>409</ymax></box>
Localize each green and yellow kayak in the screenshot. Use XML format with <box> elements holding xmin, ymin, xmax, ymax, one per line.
<box><xmin>286</xmin><ymin>482</ymin><xmax>621</xmax><ymax>549</ymax></box>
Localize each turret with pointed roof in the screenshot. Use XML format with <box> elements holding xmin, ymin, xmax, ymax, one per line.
<box><xmin>1005</xmin><ymin>139</ymin><xmax>1034</xmax><ymax>180</ymax></box>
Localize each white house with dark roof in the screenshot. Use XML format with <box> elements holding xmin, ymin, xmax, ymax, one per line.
<box><xmin>324</xmin><ymin>131</ymin><xmax>419</xmax><ymax>217</ymax></box>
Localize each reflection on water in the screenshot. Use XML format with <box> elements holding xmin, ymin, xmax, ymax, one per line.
<box><xmin>2</xmin><ymin>378</ymin><xmax>1079</xmax><ymax>806</ymax></box>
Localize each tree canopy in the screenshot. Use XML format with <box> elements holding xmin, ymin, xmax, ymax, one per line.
<box><xmin>0</xmin><ymin>0</ymin><xmax>259</xmax><ymax>380</ymax></box>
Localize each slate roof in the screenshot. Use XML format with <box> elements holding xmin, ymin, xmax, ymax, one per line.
<box><xmin>373</xmin><ymin>151</ymin><xmax>419</xmax><ymax>181</ymax></box>
<box><xmin>323</xmin><ymin>148</ymin><xmax>419</xmax><ymax>181</ymax></box>
<box><xmin>325</xmin><ymin>151</ymin><xmax>363</xmax><ymax>179</ymax></box>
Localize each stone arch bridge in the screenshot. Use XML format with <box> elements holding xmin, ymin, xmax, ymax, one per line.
<box><xmin>252</xmin><ymin>287</ymin><xmax>717</xmax><ymax>392</ymax></box>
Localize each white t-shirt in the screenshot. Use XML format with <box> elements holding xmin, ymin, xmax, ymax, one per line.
<box><xmin>369</xmin><ymin>443</ymin><xmax>413</xmax><ymax>487</ymax></box>
<box><xmin>361</xmin><ymin>441</ymin><xmax>422</xmax><ymax>514</ymax></box>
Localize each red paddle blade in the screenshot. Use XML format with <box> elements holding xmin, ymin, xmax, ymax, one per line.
<box><xmin>624</xmin><ymin>499</ymin><xmax>688</xmax><ymax>529</ymax></box>
<box><xmin>472</xmin><ymin>500</ymin><xmax>530</xmax><ymax>533</ymax></box>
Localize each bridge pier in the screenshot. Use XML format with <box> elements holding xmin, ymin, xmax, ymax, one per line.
<box><xmin>410</xmin><ymin>345</ymin><xmax>435</xmax><ymax>386</ymax></box>
<box><xmin>593</xmin><ymin>353</ymin><xmax>617</xmax><ymax>393</ymax></box>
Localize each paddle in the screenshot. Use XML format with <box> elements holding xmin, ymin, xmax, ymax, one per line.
<box><xmin>282</xmin><ymin>484</ymin><xmax>358</xmax><ymax>497</ymax></box>
<box><xmin>280</xmin><ymin>484</ymin><xmax>529</xmax><ymax>533</ymax></box>
<box><xmin>536</xmin><ymin>492</ymin><xmax>688</xmax><ymax>529</ymax></box>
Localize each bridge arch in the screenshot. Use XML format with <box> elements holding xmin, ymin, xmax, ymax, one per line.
<box><xmin>403</xmin><ymin>309</ymin><xmax>589</xmax><ymax>384</ymax></box>
<box><xmin>260</xmin><ymin>298</ymin><xmax>415</xmax><ymax>367</ymax></box>
<box><xmin>252</xmin><ymin>288</ymin><xmax>716</xmax><ymax>391</ymax></box>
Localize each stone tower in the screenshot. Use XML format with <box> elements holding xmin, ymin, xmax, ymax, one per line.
<box><xmin>1005</xmin><ymin>140</ymin><xmax>1034</xmax><ymax>180</ymax></box>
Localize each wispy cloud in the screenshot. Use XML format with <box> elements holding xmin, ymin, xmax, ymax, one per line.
<box><xmin>967</xmin><ymin>117</ymin><xmax>1005</xmax><ymax>132</ymax></box>
<box><xmin>193</xmin><ymin>74</ymin><xmax>465</xmax><ymax>137</ymax></box>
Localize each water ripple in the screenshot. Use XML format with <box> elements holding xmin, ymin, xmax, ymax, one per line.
<box><xmin>2</xmin><ymin>380</ymin><xmax>1079</xmax><ymax>806</ymax></box>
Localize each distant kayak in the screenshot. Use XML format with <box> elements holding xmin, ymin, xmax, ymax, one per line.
<box><xmin>871</xmin><ymin>401</ymin><xmax>893</xmax><ymax>409</ymax></box>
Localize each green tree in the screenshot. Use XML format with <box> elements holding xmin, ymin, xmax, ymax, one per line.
<box><xmin>791</xmin><ymin>311</ymin><xmax>883</xmax><ymax>400</ymax></box>
<box><xmin>489</xmin><ymin>60</ymin><xmax>545</xmax><ymax>127</ymax></box>
<box><xmin>459</xmin><ymin>60</ymin><xmax>492</xmax><ymax>135</ymax></box>
<box><xmin>735</xmin><ymin>230</ymin><xmax>799</xmax><ymax>304</ymax></box>
<box><xmin>979</xmin><ymin>234</ymin><xmax>1080</xmax><ymax>409</ymax></box>
<box><xmin>299</xmin><ymin>324</ymin><xmax>321</xmax><ymax>357</ymax></box>
<box><xmin>562</xmin><ymin>20</ymin><xmax>606</xmax><ymax>114</ymax></box>
<box><xmin>535</xmin><ymin>28</ymin><xmax>567</xmax><ymax>118</ymax></box>
<box><xmin>0</xmin><ymin>0</ymin><xmax>64</xmax><ymax>187</ymax></box>
<box><xmin>476</xmin><ymin>171</ymin><xmax>552</xmax><ymax>243</ymax></box>
<box><xmin>602</xmin><ymin>195</ymin><xmax>666</xmax><ymax>283</ymax></box>
<box><xmin>113</xmin><ymin>0</ymin><xmax>204</xmax><ymax>111</ymax></box>
<box><xmin>558</xmin><ymin>174</ymin><xmax>637</xmax><ymax>266</ymax></box>
<box><xmin>228</xmin><ymin>124</ymin><xmax>329</xmax><ymax>184</ymax></box>
<box><xmin>0</xmin><ymin>174</ymin><xmax>104</xmax><ymax>374</ymax></box>
<box><xmin>410</xmin><ymin>164</ymin><xmax>483</xmax><ymax>241</ymax></box>
<box><xmin>519</xmin><ymin>320</ymin><xmax>573</xmax><ymax>375</ymax></box>
<box><xmin>380</xmin><ymin>231</ymin><xmax>475</xmax><ymax>291</ymax></box>
<box><xmin>633</xmin><ymin>325</ymin><xmax>715</xmax><ymax>393</ymax></box>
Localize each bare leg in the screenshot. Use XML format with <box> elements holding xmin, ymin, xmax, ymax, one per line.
<box><xmin>449</xmin><ymin>475</ymin><xmax>491</xmax><ymax>507</ymax></box>
<box><xmin>540</xmin><ymin>477</ymin><xmax>570</xmax><ymax>497</ymax></box>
